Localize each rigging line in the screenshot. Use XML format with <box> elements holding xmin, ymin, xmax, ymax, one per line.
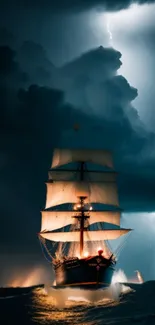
<box><xmin>40</xmin><ymin>235</ymin><xmax>57</xmax><ymax>260</ymax></box>
<box><xmin>117</xmin><ymin>231</ymin><xmax>131</xmax><ymax>253</ymax></box>
<box><xmin>115</xmin><ymin>231</ymin><xmax>131</xmax><ymax>257</ymax></box>
<box><xmin>70</xmin><ymin>222</ymin><xmax>79</xmax><ymax>256</ymax></box>
<box><xmin>118</xmin><ymin>233</ymin><xmax>131</xmax><ymax>256</ymax></box>
<box><xmin>38</xmin><ymin>236</ymin><xmax>53</xmax><ymax>263</ymax></box>
<box><xmin>59</xmin><ymin>223</ymin><xmax>70</xmax><ymax>256</ymax></box>
<box><xmin>40</xmin><ymin>236</ymin><xmax>54</xmax><ymax>259</ymax></box>
<box><xmin>98</xmin><ymin>221</ymin><xmax>112</xmax><ymax>254</ymax></box>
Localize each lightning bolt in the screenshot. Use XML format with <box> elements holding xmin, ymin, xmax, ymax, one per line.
<box><xmin>107</xmin><ymin>20</ymin><xmax>113</xmax><ymax>45</ymax></box>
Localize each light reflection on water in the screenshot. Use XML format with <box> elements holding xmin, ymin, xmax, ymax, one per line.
<box><xmin>32</xmin><ymin>270</ymin><xmax>136</xmax><ymax>324</ymax></box>
<box><xmin>32</xmin><ymin>286</ymin><xmax>123</xmax><ymax>324</ymax></box>
<box><xmin>33</xmin><ymin>287</ymin><xmax>91</xmax><ymax>324</ymax></box>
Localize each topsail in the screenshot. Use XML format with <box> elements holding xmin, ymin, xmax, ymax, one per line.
<box><xmin>52</xmin><ymin>149</ymin><xmax>113</xmax><ymax>169</ymax></box>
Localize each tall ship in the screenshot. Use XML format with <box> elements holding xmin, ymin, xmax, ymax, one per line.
<box><xmin>39</xmin><ymin>148</ymin><xmax>131</xmax><ymax>289</ymax></box>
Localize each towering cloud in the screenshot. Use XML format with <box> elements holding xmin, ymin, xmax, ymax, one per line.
<box><xmin>0</xmin><ymin>36</ymin><xmax>155</xmax><ymax>283</ymax></box>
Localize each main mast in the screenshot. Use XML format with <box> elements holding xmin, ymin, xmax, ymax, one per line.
<box><xmin>79</xmin><ymin>161</ymin><xmax>85</xmax><ymax>257</ymax></box>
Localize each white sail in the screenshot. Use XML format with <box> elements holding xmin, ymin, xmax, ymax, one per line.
<box><xmin>48</xmin><ymin>170</ymin><xmax>77</xmax><ymax>181</ymax></box>
<box><xmin>52</xmin><ymin>149</ymin><xmax>113</xmax><ymax>169</ymax></box>
<box><xmin>40</xmin><ymin>228</ymin><xmax>131</xmax><ymax>242</ymax></box>
<box><xmin>45</xmin><ymin>181</ymin><xmax>119</xmax><ymax>209</ymax></box>
<box><xmin>48</xmin><ymin>170</ymin><xmax>116</xmax><ymax>182</ymax></box>
<box><xmin>89</xmin><ymin>211</ymin><xmax>120</xmax><ymax>226</ymax></box>
<box><xmin>41</xmin><ymin>210</ymin><xmax>120</xmax><ymax>232</ymax></box>
<box><xmin>41</xmin><ymin>211</ymin><xmax>76</xmax><ymax>232</ymax></box>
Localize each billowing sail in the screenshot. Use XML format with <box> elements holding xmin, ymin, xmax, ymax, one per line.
<box><xmin>89</xmin><ymin>211</ymin><xmax>120</xmax><ymax>226</ymax></box>
<box><xmin>41</xmin><ymin>210</ymin><xmax>121</xmax><ymax>232</ymax></box>
<box><xmin>41</xmin><ymin>211</ymin><xmax>76</xmax><ymax>232</ymax></box>
<box><xmin>45</xmin><ymin>181</ymin><xmax>119</xmax><ymax>209</ymax></box>
<box><xmin>52</xmin><ymin>149</ymin><xmax>113</xmax><ymax>169</ymax></box>
<box><xmin>48</xmin><ymin>170</ymin><xmax>116</xmax><ymax>182</ymax></box>
<box><xmin>40</xmin><ymin>228</ymin><xmax>131</xmax><ymax>242</ymax></box>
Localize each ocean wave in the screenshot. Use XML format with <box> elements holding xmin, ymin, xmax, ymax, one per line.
<box><xmin>1</xmin><ymin>281</ymin><xmax>155</xmax><ymax>325</ymax></box>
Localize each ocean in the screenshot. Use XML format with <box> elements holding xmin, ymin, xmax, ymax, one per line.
<box><xmin>1</xmin><ymin>280</ymin><xmax>155</xmax><ymax>325</ymax></box>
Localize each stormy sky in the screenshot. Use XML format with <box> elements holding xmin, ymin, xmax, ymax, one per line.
<box><xmin>1</xmin><ymin>0</ymin><xmax>155</xmax><ymax>285</ymax></box>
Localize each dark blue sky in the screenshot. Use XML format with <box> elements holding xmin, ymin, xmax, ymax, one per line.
<box><xmin>0</xmin><ymin>0</ymin><xmax>155</xmax><ymax>285</ymax></box>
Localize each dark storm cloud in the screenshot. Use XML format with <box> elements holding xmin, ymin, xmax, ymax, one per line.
<box><xmin>57</xmin><ymin>46</ymin><xmax>155</xmax><ymax>212</ymax></box>
<box><xmin>0</xmin><ymin>46</ymin><xmax>28</xmax><ymax>85</ymax></box>
<box><xmin>1</xmin><ymin>41</ymin><xmax>155</xmax><ymax>265</ymax></box>
<box><xmin>0</xmin><ymin>0</ymin><xmax>155</xmax><ymax>12</ymax></box>
<box><xmin>17</xmin><ymin>41</ymin><xmax>56</xmax><ymax>86</ymax></box>
<box><xmin>0</xmin><ymin>45</ymin><xmax>93</xmax><ymax>255</ymax></box>
<box><xmin>58</xmin><ymin>46</ymin><xmax>123</xmax><ymax>108</ymax></box>
<box><xmin>59</xmin><ymin>46</ymin><xmax>138</xmax><ymax>122</ymax></box>
<box><xmin>0</xmin><ymin>47</ymin><xmax>17</xmax><ymax>75</ymax></box>
<box><xmin>61</xmin><ymin>47</ymin><xmax>122</xmax><ymax>78</ymax></box>
<box><xmin>0</xmin><ymin>28</ymin><xmax>15</xmax><ymax>47</ymax></box>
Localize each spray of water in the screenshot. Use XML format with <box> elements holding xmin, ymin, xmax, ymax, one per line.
<box><xmin>42</xmin><ymin>269</ymin><xmax>134</xmax><ymax>308</ymax></box>
<box><xmin>112</xmin><ymin>269</ymin><xmax>128</xmax><ymax>284</ymax></box>
<box><xmin>112</xmin><ymin>269</ymin><xmax>132</xmax><ymax>294</ymax></box>
<box><xmin>43</xmin><ymin>285</ymin><xmax>121</xmax><ymax>308</ymax></box>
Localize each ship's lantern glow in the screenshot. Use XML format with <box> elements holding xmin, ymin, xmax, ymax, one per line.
<box><xmin>77</xmin><ymin>204</ymin><xmax>81</xmax><ymax>208</ymax></box>
<box><xmin>89</xmin><ymin>206</ymin><xmax>93</xmax><ymax>210</ymax></box>
<box><xmin>73</xmin><ymin>205</ymin><xmax>77</xmax><ymax>210</ymax></box>
<box><xmin>98</xmin><ymin>249</ymin><xmax>103</xmax><ymax>256</ymax></box>
<box><xmin>84</xmin><ymin>251</ymin><xmax>89</xmax><ymax>257</ymax></box>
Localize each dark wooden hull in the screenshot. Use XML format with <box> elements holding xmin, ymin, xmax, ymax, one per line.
<box><xmin>54</xmin><ymin>255</ymin><xmax>115</xmax><ymax>290</ymax></box>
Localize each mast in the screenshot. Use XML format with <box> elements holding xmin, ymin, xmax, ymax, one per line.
<box><xmin>79</xmin><ymin>162</ymin><xmax>85</xmax><ymax>257</ymax></box>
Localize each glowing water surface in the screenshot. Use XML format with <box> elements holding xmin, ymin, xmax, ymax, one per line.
<box><xmin>32</xmin><ymin>269</ymin><xmax>138</xmax><ymax>324</ymax></box>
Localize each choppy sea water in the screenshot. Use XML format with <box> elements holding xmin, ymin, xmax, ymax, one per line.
<box><xmin>32</xmin><ymin>284</ymin><xmax>128</xmax><ymax>324</ymax></box>
<box><xmin>1</xmin><ymin>274</ymin><xmax>155</xmax><ymax>325</ymax></box>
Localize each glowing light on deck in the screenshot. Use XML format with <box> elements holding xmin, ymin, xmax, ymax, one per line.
<box><xmin>77</xmin><ymin>204</ymin><xmax>81</xmax><ymax>208</ymax></box>
<box><xmin>74</xmin><ymin>203</ymin><xmax>82</xmax><ymax>210</ymax></box>
<box><xmin>84</xmin><ymin>251</ymin><xmax>89</xmax><ymax>257</ymax></box>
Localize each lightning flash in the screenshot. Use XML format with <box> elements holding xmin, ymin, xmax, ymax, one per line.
<box><xmin>107</xmin><ymin>20</ymin><xmax>113</xmax><ymax>45</ymax></box>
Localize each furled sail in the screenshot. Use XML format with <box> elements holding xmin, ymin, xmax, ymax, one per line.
<box><xmin>52</xmin><ymin>149</ymin><xmax>113</xmax><ymax>169</ymax></box>
<box><xmin>41</xmin><ymin>210</ymin><xmax>121</xmax><ymax>232</ymax></box>
<box><xmin>45</xmin><ymin>181</ymin><xmax>119</xmax><ymax>209</ymax></box>
<box><xmin>48</xmin><ymin>170</ymin><xmax>116</xmax><ymax>182</ymax></box>
<box><xmin>40</xmin><ymin>228</ymin><xmax>131</xmax><ymax>242</ymax></box>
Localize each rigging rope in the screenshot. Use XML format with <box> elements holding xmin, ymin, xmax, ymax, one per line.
<box><xmin>38</xmin><ymin>235</ymin><xmax>54</xmax><ymax>263</ymax></box>
<box><xmin>115</xmin><ymin>231</ymin><xmax>131</xmax><ymax>258</ymax></box>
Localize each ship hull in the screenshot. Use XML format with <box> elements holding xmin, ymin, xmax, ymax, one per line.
<box><xmin>54</xmin><ymin>255</ymin><xmax>115</xmax><ymax>290</ymax></box>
